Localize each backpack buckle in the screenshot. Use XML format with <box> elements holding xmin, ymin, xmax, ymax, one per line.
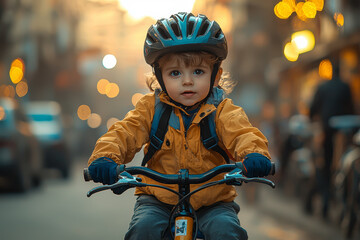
<box><xmin>202</xmin><ymin>136</ymin><xmax>217</xmax><ymax>149</ymax></box>
<box><xmin>150</xmin><ymin>135</ymin><xmax>164</xmax><ymax>150</ymax></box>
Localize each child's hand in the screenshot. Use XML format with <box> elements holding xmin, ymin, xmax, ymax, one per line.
<box><xmin>88</xmin><ymin>157</ymin><xmax>118</xmax><ymax>184</ymax></box>
<box><xmin>242</xmin><ymin>153</ymin><xmax>271</xmax><ymax>177</ymax></box>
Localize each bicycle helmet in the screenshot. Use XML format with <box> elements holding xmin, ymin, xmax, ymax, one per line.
<box><xmin>143</xmin><ymin>12</ymin><xmax>228</xmax><ymax>95</ymax></box>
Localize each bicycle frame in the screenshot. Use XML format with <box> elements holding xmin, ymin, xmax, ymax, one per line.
<box><xmin>84</xmin><ymin>162</ymin><xmax>275</xmax><ymax>240</ymax></box>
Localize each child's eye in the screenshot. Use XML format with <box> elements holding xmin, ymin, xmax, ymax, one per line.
<box><xmin>194</xmin><ymin>69</ymin><xmax>204</xmax><ymax>75</ymax></box>
<box><xmin>170</xmin><ymin>70</ymin><xmax>181</xmax><ymax>77</ymax></box>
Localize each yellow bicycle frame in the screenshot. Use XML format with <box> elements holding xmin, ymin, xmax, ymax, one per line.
<box><xmin>174</xmin><ymin>216</ymin><xmax>194</xmax><ymax>240</ymax></box>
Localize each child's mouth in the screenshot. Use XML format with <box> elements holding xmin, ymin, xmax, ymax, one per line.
<box><xmin>181</xmin><ymin>91</ymin><xmax>195</xmax><ymax>97</ymax></box>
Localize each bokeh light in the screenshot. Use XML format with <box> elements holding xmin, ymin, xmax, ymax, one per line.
<box><xmin>77</xmin><ymin>104</ymin><xmax>91</xmax><ymax>120</ymax></box>
<box><xmin>341</xmin><ymin>49</ymin><xmax>358</xmax><ymax>68</ymax></box>
<box><xmin>284</xmin><ymin>42</ymin><xmax>299</xmax><ymax>62</ymax></box>
<box><xmin>131</xmin><ymin>93</ymin><xmax>144</xmax><ymax>106</ymax></box>
<box><xmin>3</xmin><ymin>85</ymin><xmax>15</xmax><ymax>98</ymax></box>
<box><xmin>9</xmin><ymin>68</ymin><xmax>23</xmax><ymax>84</ymax></box>
<box><xmin>283</xmin><ymin>0</ymin><xmax>296</xmax><ymax>9</ymax></box>
<box><xmin>0</xmin><ymin>84</ymin><xmax>6</xmax><ymax>97</ymax></box>
<box><xmin>107</xmin><ymin>117</ymin><xmax>120</xmax><ymax>130</ymax></box>
<box><xmin>334</xmin><ymin>13</ymin><xmax>344</xmax><ymax>27</ymax></box>
<box><xmin>274</xmin><ymin>0</ymin><xmax>324</xmax><ymax>21</ymax></box>
<box><xmin>295</xmin><ymin>2</ymin><xmax>307</xmax><ymax>21</ymax></box>
<box><xmin>105</xmin><ymin>82</ymin><xmax>120</xmax><ymax>98</ymax></box>
<box><xmin>15</xmin><ymin>81</ymin><xmax>28</xmax><ymax>97</ymax></box>
<box><xmin>87</xmin><ymin>113</ymin><xmax>102</xmax><ymax>128</ymax></box>
<box><xmin>310</xmin><ymin>0</ymin><xmax>324</xmax><ymax>11</ymax></box>
<box><xmin>274</xmin><ymin>1</ymin><xmax>293</xmax><ymax>19</ymax></box>
<box><xmin>319</xmin><ymin>59</ymin><xmax>333</xmax><ymax>80</ymax></box>
<box><xmin>11</xmin><ymin>58</ymin><xmax>25</xmax><ymax>71</ymax></box>
<box><xmin>97</xmin><ymin>78</ymin><xmax>110</xmax><ymax>95</ymax></box>
<box><xmin>302</xmin><ymin>1</ymin><xmax>317</xmax><ymax>18</ymax></box>
<box><xmin>102</xmin><ymin>54</ymin><xmax>117</xmax><ymax>69</ymax></box>
<box><xmin>291</xmin><ymin>30</ymin><xmax>315</xmax><ymax>54</ymax></box>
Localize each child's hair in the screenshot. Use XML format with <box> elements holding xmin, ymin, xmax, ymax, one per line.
<box><xmin>145</xmin><ymin>51</ymin><xmax>236</xmax><ymax>95</ymax></box>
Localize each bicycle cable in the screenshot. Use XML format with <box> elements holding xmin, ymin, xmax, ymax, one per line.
<box><xmin>142</xmin><ymin>183</ymin><xmax>182</xmax><ymax>197</ymax></box>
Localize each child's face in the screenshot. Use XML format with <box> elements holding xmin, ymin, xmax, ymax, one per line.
<box><xmin>161</xmin><ymin>57</ymin><xmax>212</xmax><ymax>107</ymax></box>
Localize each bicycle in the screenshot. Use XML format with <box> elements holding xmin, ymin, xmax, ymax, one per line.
<box><xmin>330</xmin><ymin>115</ymin><xmax>360</xmax><ymax>239</ymax></box>
<box><xmin>84</xmin><ymin>161</ymin><xmax>275</xmax><ymax>240</ymax></box>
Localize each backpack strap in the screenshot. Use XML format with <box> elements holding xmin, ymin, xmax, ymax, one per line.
<box><xmin>200</xmin><ymin>115</ymin><xmax>230</xmax><ymax>164</ymax></box>
<box><xmin>141</xmin><ymin>104</ymin><xmax>172</xmax><ymax>166</ymax></box>
<box><xmin>142</xmin><ymin>89</ymin><xmax>230</xmax><ymax>166</ymax></box>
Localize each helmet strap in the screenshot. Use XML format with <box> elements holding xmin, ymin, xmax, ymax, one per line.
<box><xmin>206</xmin><ymin>62</ymin><xmax>221</xmax><ymax>99</ymax></box>
<box><xmin>153</xmin><ymin>65</ymin><xmax>167</xmax><ymax>93</ymax></box>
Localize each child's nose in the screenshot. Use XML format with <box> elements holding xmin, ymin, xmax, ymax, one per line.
<box><xmin>182</xmin><ymin>74</ymin><xmax>193</xmax><ymax>85</ymax></box>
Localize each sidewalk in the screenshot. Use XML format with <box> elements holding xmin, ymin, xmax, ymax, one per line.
<box><xmin>236</xmin><ymin>184</ymin><xmax>344</xmax><ymax>240</ymax></box>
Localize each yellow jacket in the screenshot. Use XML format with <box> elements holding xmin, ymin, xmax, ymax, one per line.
<box><xmin>88</xmin><ymin>89</ymin><xmax>270</xmax><ymax>210</ymax></box>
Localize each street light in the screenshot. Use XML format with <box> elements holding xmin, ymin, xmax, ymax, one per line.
<box><xmin>284</xmin><ymin>42</ymin><xmax>299</xmax><ymax>61</ymax></box>
<box><xmin>291</xmin><ymin>30</ymin><xmax>315</xmax><ymax>54</ymax></box>
<box><xmin>102</xmin><ymin>54</ymin><xmax>117</xmax><ymax>69</ymax></box>
<box><xmin>283</xmin><ymin>30</ymin><xmax>315</xmax><ymax>61</ymax></box>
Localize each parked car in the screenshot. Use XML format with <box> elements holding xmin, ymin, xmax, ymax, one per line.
<box><xmin>0</xmin><ymin>98</ymin><xmax>43</xmax><ymax>192</ymax></box>
<box><xmin>25</xmin><ymin>101</ymin><xmax>71</xmax><ymax>178</ymax></box>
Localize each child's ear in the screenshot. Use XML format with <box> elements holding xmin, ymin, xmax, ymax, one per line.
<box><xmin>214</xmin><ymin>67</ymin><xmax>223</xmax><ymax>87</ymax></box>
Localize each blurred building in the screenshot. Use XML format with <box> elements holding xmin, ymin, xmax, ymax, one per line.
<box><xmin>0</xmin><ymin>0</ymin><xmax>85</xmax><ymax>157</ymax></box>
<box><xmin>274</xmin><ymin>0</ymin><xmax>360</xmax><ymax>117</ymax></box>
<box><xmin>1</xmin><ymin>0</ymin><xmax>359</xmax><ymax>155</ymax></box>
<box><xmin>0</xmin><ymin>0</ymin><xmax>81</xmax><ymax>110</ymax></box>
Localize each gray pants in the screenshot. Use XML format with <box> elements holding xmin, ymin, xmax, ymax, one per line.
<box><xmin>125</xmin><ymin>195</ymin><xmax>248</xmax><ymax>240</ymax></box>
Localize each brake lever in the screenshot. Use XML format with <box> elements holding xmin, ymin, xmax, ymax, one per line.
<box><xmin>224</xmin><ymin>170</ymin><xmax>244</xmax><ymax>186</ymax></box>
<box><xmin>87</xmin><ymin>175</ymin><xmax>143</xmax><ymax>197</ymax></box>
<box><xmin>241</xmin><ymin>176</ymin><xmax>275</xmax><ymax>188</ymax></box>
<box><xmin>118</xmin><ymin>171</ymin><xmax>142</xmax><ymax>182</ymax></box>
<box><xmin>224</xmin><ymin>171</ymin><xmax>275</xmax><ymax>188</ymax></box>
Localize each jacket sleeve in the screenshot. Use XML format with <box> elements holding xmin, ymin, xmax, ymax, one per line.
<box><xmin>88</xmin><ymin>93</ymin><xmax>155</xmax><ymax>166</ymax></box>
<box><xmin>215</xmin><ymin>98</ymin><xmax>270</xmax><ymax>161</ymax></box>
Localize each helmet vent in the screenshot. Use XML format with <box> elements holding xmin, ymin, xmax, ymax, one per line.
<box><xmin>187</xmin><ymin>21</ymin><xmax>194</xmax><ymax>36</ymax></box>
<box><xmin>214</xmin><ymin>29</ymin><xmax>223</xmax><ymax>39</ymax></box>
<box><xmin>170</xmin><ymin>23</ymin><xmax>181</xmax><ymax>37</ymax></box>
<box><xmin>198</xmin><ymin>21</ymin><xmax>210</xmax><ymax>36</ymax></box>
<box><xmin>146</xmin><ymin>33</ymin><xmax>156</xmax><ymax>44</ymax></box>
<box><xmin>157</xmin><ymin>26</ymin><xmax>171</xmax><ymax>40</ymax></box>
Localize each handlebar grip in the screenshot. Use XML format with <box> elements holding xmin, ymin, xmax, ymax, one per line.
<box><xmin>269</xmin><ymin>162</ymin><xmax>276</xmax><ymax>175</ymax></box>
<box><xmin>84</xmin><ymin>168</ymin><xmax>92</xmax><ymax>181</ymax></box>
<box><xmin>83</xmin><ymin>165</ymin><xmax>126</xmax><ymax>182</ymax></box>
<box><xmin>236</xmin><ymin>161</ymin><xmax>276</xmax><ymax>176</ymax></box>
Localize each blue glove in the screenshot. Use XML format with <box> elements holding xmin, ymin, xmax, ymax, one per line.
<box><xmin>88</xmin><ymin>157</ymin><xmax>118</xmax><ymax>185</ymax></box>
<box><xmin>242</xmin><ymin>153</ymin><xmax>271</xmax><ymax>177</ymax></box>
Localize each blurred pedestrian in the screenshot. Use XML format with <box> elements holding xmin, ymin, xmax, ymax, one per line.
<box><xmin>309</xmin><ymin>58</ymin><xmax>354</xmax><ymax>218</ymax></box>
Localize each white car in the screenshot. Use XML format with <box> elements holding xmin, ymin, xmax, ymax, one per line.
<box><xmin>25</xmin><ymin>101</ymin><xmax>71</xmax><ymax>178</ymax></box>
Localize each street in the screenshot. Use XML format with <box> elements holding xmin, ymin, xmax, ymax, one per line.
<box><xmin>2</xmin><ymin>1</ymin><xmax>360</xmax><ymax>240</ymax></box>
<box><xmin>0</xmin><ymin>155</ymin><xmax>346</xmax><ymax>240</ymax></box>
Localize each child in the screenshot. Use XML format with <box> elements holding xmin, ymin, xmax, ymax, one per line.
<box><xmin>88</xmin><ymin>12</ymin><xmax>271</xmax><ymax>240</ymax></box>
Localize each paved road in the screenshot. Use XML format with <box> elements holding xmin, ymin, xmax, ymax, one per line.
<box><xmin>0</xmin><ymin>156</ymin><xmax>347</xmax><ymax>240</ymax></box>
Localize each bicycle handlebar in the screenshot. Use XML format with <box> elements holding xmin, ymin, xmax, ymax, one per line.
<box><xmin>83</xmin><ymin>162</ymin><xmax>275</xmax><ymax>182</ymax></box>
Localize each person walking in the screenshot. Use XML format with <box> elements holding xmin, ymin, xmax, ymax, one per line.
<box><xmin>309</xmin><ymin>58</ymin><xmax>354</xmax><ymax>218</ymax></box>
